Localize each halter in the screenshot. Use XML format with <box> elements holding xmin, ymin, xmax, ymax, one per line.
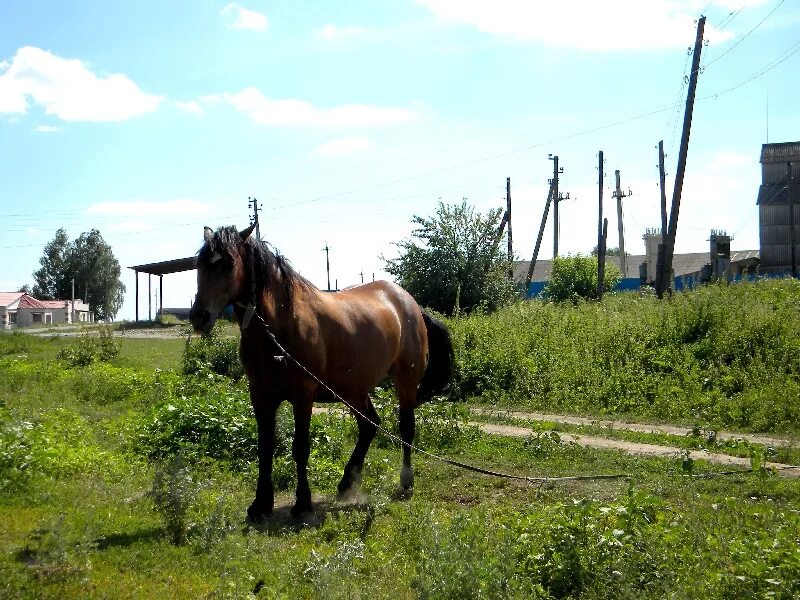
<box><xmin>238</xmin><ymin>238</ymin><xmax>260</xmax><ymax>330</ymax></box>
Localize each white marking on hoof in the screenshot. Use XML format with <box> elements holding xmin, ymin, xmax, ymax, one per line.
<box><xmin>400</xmin><ymin>465</ymin><xmax>414</xmax><ymax>489</ymax></box>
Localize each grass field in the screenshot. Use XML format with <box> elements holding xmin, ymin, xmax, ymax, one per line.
<box><xmin>2</xmin><ymin>281</ymin><xmax>800</xmax><ymax>598</ymax></box>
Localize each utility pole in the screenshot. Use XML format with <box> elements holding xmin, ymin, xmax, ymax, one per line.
<box><xmin>612</xmin><ymin>170</ymin><xmax>632</xmax><ymax>277</ymax></box>
<box><xmin>248</xmin><ymin>197</ymin><xmax>262</xmax><ymax>241</ymax></box>
<box><xmin>71</xmin><ymin>278</ymin><xmax>75</xmax><ymax>324</ymax></box>
<box><xmin>788</xmin><ymin>161</ymin><xmax>797</xmax><ymax>278</ymax></box>
<box><xmin>360</xmin><ymin>271</ymin><xmax>364</xmax><ymax>284</ymax></box>
<box><xmin>598</xmin><ymin>219</ymin><xmax>608</xmax><ymax>298</ymax></box>
<box><xmin>525</xmin><ymin>181</ymin><xmax>555</xmax><ymax>290</ymax></box>
<box><xmin>597</xmin><ymin>150</ymin><xmax>606</xmax><ymax>294</ymax></box>
<box><xmin>484</xmin><ymin>208</ymin><xmax>509</xmax><ymax>277</ymax></box>
<box><xmin>550</xmin><ymin>155</ymin><xmax>566</xmax><ymax>257</ymax></box>
<box><xmin>658</xmin><ymin>140</ymin><xmax>668</xmax><ymax>234</ymax></box>
<box><xmin>506</xmin><ymin>177</ymin><xmax>513</xmax><ymax>280</ymax></box>
<box><xmin>323</xmin><ymin>244</ymin><xmax>331</xmax><ymax>291</ymax></box>
<box><xmin>659</xmin><ymin>15</ymin><xmax>706</xmax><ymax>299</ymax></box>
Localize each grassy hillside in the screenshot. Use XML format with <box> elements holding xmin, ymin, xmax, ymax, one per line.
<box><xmin>449</xmin><ymin>279</ymin><xmax>800</xmax><ymax>433</ymax></box>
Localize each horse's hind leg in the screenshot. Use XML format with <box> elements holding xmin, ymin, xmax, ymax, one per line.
<box><xmin>396</xmin><ymin>377</ymin><xmax>418</xmax><ymax>492</ymax></box>
<box><xmin>337</xmin><ymin>396</ymin><xmax>379</xmax><ymax>496</ymax></box>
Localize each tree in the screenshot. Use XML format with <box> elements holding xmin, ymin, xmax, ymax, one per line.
<box><xmin>32</xmin><ymin>229</ymin><xmax>126</xmax><ymax>320</ymax></box>
<box><xmin>17</xmin><ymin>284</ymin><xmax>31</xmax><ymax>293</ymax></box>
<box><xmin>544</xmin><ymin>255</ymin><xmax>622</xmax><ymax>303</ymax></box>
<box><xmin>383</xmin><ymin>200</ymin><xmax>517</xmax><ymax>315</ymax></box>
<box><xmin>32</xmin><ymin>228</ymin><xmax>70</xmax><ymax>300</ymax></box>
<box><xmin>591</xmin><ymin>245</ymin><xmax>623</xmax><ymax>257</ymax></box>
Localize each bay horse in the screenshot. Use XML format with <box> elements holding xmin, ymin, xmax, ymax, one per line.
<box><xmin>189</xmin><ymin>224</ymin><xmax>454</xmax><ymax>519</ymax></box>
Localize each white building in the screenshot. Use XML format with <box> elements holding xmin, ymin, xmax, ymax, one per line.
<box><xmin>0</xmin><ymin>292</ymin><xmax>93</xmax><ymax>328</ymax></box>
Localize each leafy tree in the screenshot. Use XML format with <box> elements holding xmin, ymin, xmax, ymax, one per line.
<box><xmin>384</xmin><ymin>200</ymin><xmax>517</xmax><ymax>315</ymax></box>
<box><xmin>32</xmin><ymin>228</ymin><xmax>70</xmax><ymax>300</ymax></box>
<box><xmin>591</xmin><ymin>245</ymin><xmax>623</xmax><ymax>257</ymax></box>
<box><xmin>544</xmin><ymin>255</ymin><xmax>622</xmax><ymax>303</ymax></box>
<box><xmin>17</xmin><ymin>284</ymin><xmax>31</xmax><ymax>293</ymax></box>
<box><xmin>32</xmin><ymin>229</ymin><xmax>126</xmax><ymax>320</ymax></box>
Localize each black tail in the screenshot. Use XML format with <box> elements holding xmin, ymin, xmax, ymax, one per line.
<box><xmin>417</xmin><ymin>311</ymin><xmax>455</xmax><ymax>405</ymax></box>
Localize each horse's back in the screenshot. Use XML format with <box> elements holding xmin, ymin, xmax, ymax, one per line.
<box><xmin>315</xmin><ymin>280</ymin><xmax>427</xmax><ymax>388</ymax></box>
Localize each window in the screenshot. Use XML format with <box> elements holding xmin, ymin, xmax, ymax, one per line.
<box><xmin>32</xmin><ymin>313</ymin><xmax>43</xmax><ymax>323</ymax></box>
<box><xmin>9</xmin><ymin>312</ymin><xmax>17</xmax><ymax>324</ymax></box>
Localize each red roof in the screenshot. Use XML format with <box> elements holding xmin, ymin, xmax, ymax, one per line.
<box><xmin>17</xmin><ymin>294</ymin><xmax>48</xmax><ymax>309</ymax></box>
<box><xmin>0</xmin><ymin>292</ymin><xmax>25</xmax><ymax>307</ymax></box>
<box><xmin>40</xmin><ymin>300</ymin><xmax>67</xmax><ymax>308</ymax></box>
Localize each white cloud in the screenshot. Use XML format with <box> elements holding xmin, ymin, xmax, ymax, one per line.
<box><xmin>34</xmin><ymin>124</ymin><xmax>61</xmax><ymax>133</ymax></box>
<box><xmin>0</xmin><ymin>60</ymin><xmax>8</xmax><ymax>71</ymax></box>
<box><xmin>417</xmin><ymin>0</ymin><xmax>735</xmax><ymax>51</ymax></box>
<box><xmin>201</xmin><ymin>87</ymin><xmax>418</xmax><ymax>127</ymax></box>
<box><xmin>174</xmin><ymin>100</ymin><xmax>203</xmax><ymax>115</ymax></box>
<box><xmin>319</xmin><ymin>24</ymin><xmax>370</xmax><ymax>39</ymax></box>
<box><xmin>315</xmin><ymin>136</ymin><xmax>373</xmax><ymax>157</ymax></box>
<box><xmin>86</xmin><ymin>199</ymin><xmax>212</xmax><ymax>217</ymax></box>
<box><xmin>0</xmin><ymin>46</ymin><xmax>162</xmax><ymax>121</ymax></box>
<box><xmin>221</xmin><ymin>2</ymin><xmax>268</xmax><ymax>32</ymax></box>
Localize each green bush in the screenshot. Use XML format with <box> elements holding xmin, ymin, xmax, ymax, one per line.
<box><xmin>182</xmin><ymin>325</ymin><xmax>243</xmax><ymax>381</ymax></box>
<box><xmin>150</xmin><ymin>455</ymin><xmax>199</xmax><ymax>545</ymax></box>
<box><xmin>56</xmin><ymin>326</ymin><xmax>119</xmax><ymax>367</ymax></box>
<box><xmin>544</xmin><ymin>254</ymin><xmax>622</xmax><ymax>303</ymax></box>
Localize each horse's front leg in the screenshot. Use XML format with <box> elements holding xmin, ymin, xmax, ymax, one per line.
<box><xmin>247</xmin><ymin>400</ymin><xmax>277</xmax><ymax>522</ymax></box>
<box><xmin>290</xmin><ymin>400</ymin><xmax>313</xmax><ymax>517</ymax></box>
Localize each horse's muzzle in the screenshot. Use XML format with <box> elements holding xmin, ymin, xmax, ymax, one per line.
<box><xmin>189</xmin><ymin>306</ymin><xmax>213</xmax><ymax>335</ymax></box>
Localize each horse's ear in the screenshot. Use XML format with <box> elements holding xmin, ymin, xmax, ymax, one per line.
<box><xmin>203</xmin><ymin>226</ymin><xmax>213</xmax><ymax>244</ymax></box>
<box><xmin>239</xmin><ymin>222</ymin><xmax>256</xmax><ymax>241</ymax></box>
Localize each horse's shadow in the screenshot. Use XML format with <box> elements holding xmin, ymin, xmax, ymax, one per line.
<box><xmin>244</xmin><ymin>495</ymin><xmax>379</xmax><ymax>535</ymax></box>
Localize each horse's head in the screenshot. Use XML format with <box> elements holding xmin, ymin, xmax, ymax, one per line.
<box><xmin>189</xmin><ymin>222</ymin><xmax>256</xmax><ymax>335</ymax></box>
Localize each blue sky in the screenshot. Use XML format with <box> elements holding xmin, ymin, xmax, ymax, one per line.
<box><xmin>2</xmin><ymin>0</ymin><xmax>799</xmax><ymax>319</ymax></box>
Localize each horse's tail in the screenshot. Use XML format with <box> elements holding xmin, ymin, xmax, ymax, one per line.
<box><xmin>417</xmin><ymin>311</ymin><xmax>454</xmax><ymax>405</ymax></box>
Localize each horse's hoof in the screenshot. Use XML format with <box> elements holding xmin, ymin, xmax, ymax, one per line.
<box><xmin>247</xmin><ymin>503</ymin><xmax>272</xmax><ymax>524</ymax></box>
<box><xmin>400</xmin><ymin>465</ymin><xmax>414</xmax><ymax>490</ymax></box>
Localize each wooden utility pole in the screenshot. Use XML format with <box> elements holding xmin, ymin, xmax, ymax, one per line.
<box><xmin>526</xmin><ymin>182</ymin><xmax>555</xmax><ymax>290</ymax></box>
<box><xmin>598</xmin><ymin>218</ymin><xmax>608</xmax><ymax>298</ymax></box>
<box><xmin>483</xmin><ymin>208</ymin><xmax>509</xmax><ymax>277</ymax></box>
<box><xmin>658</xmin><ymin>141</ymin><xmax>668</xmax><ymax>234</ymax></box>
<box><xmin>148</xmin><ymin>274</ymin><xmax>152</xmax><ymax>321</ymax></box>
<box><xmin>323</xmin><ymin>244</ymin><xmax>331</xmax><ymax>291</ymax></box>
<box><xmin>788</xmin><ymin>161</ymin><xmax>797</xmax><ymax>277</ymax></box>
<box><xmin>506</xmin><ymin>177</ymin><xmax>513</xmax><ymax>280</ymax></box>
<box><xmin>249</xmin><ymin>197</ymin><xmax>262</xmax><ymax>241</ymax></box>
<box><xmin>597</xmin><ymin>150</ymin><xmax>605</xmax><ymax>293</ymax></box>
<box><xmin>612</xmin><ymin>170</ymin><xmax>632</xmax><ymax>277</ymax></box>
<box><xmin>659</xmin><ymin>15</ymin><xmax>706</xmax><ymax>298</ymax></box>
<box><xmin>550</xmin><ymin>155</ymin><xmax>562</xmax><ymax>257</ymax></box>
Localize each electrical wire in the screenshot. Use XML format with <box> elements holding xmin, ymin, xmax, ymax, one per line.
<box><xmin>704</xmin><ymin>0</ymin><xmax>787</xmax><ymax>69</ymax></box>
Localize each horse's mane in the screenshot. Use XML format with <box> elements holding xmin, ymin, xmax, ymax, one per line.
<box><xmin>198</xmin><ymin>226</ymin><xmax>317</xmax><ymax>311</ymax></box>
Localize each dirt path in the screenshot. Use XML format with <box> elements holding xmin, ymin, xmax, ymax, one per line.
<box><xmin>314</xmin><ymin>405</ymin><xmax>800</xmax><ymax>478</ymax></box>
<box><xmin>472</xmin><ymin>407</ymin><xmax>798</xmax><ymax>449</ymax></box>
<box><xmin>475</xmin><ymin>422</ymin><xmax>800</xmax><ymax>478</ymax></box>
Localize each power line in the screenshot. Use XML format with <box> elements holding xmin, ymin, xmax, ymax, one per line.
<box><xmin>704</xmin><ymin>0</ymin><xmax>787</xmax><ymax>69</ymax></box>
<box><xmin>701</xmin><ymin>37</ymin><xmax>800</xmax><ymax>99</ymax></box>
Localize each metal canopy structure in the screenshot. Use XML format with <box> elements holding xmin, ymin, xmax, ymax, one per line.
<box><xmin>129</xmin><ymin>256</ymin><xmax>197</xmax><ymax>321</ymax></box>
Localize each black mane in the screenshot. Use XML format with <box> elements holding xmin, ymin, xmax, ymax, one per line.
<box><xmin>198</xmin><ymin>226</ymin><xmax>316</xmax><ymax>310</ymax></box>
